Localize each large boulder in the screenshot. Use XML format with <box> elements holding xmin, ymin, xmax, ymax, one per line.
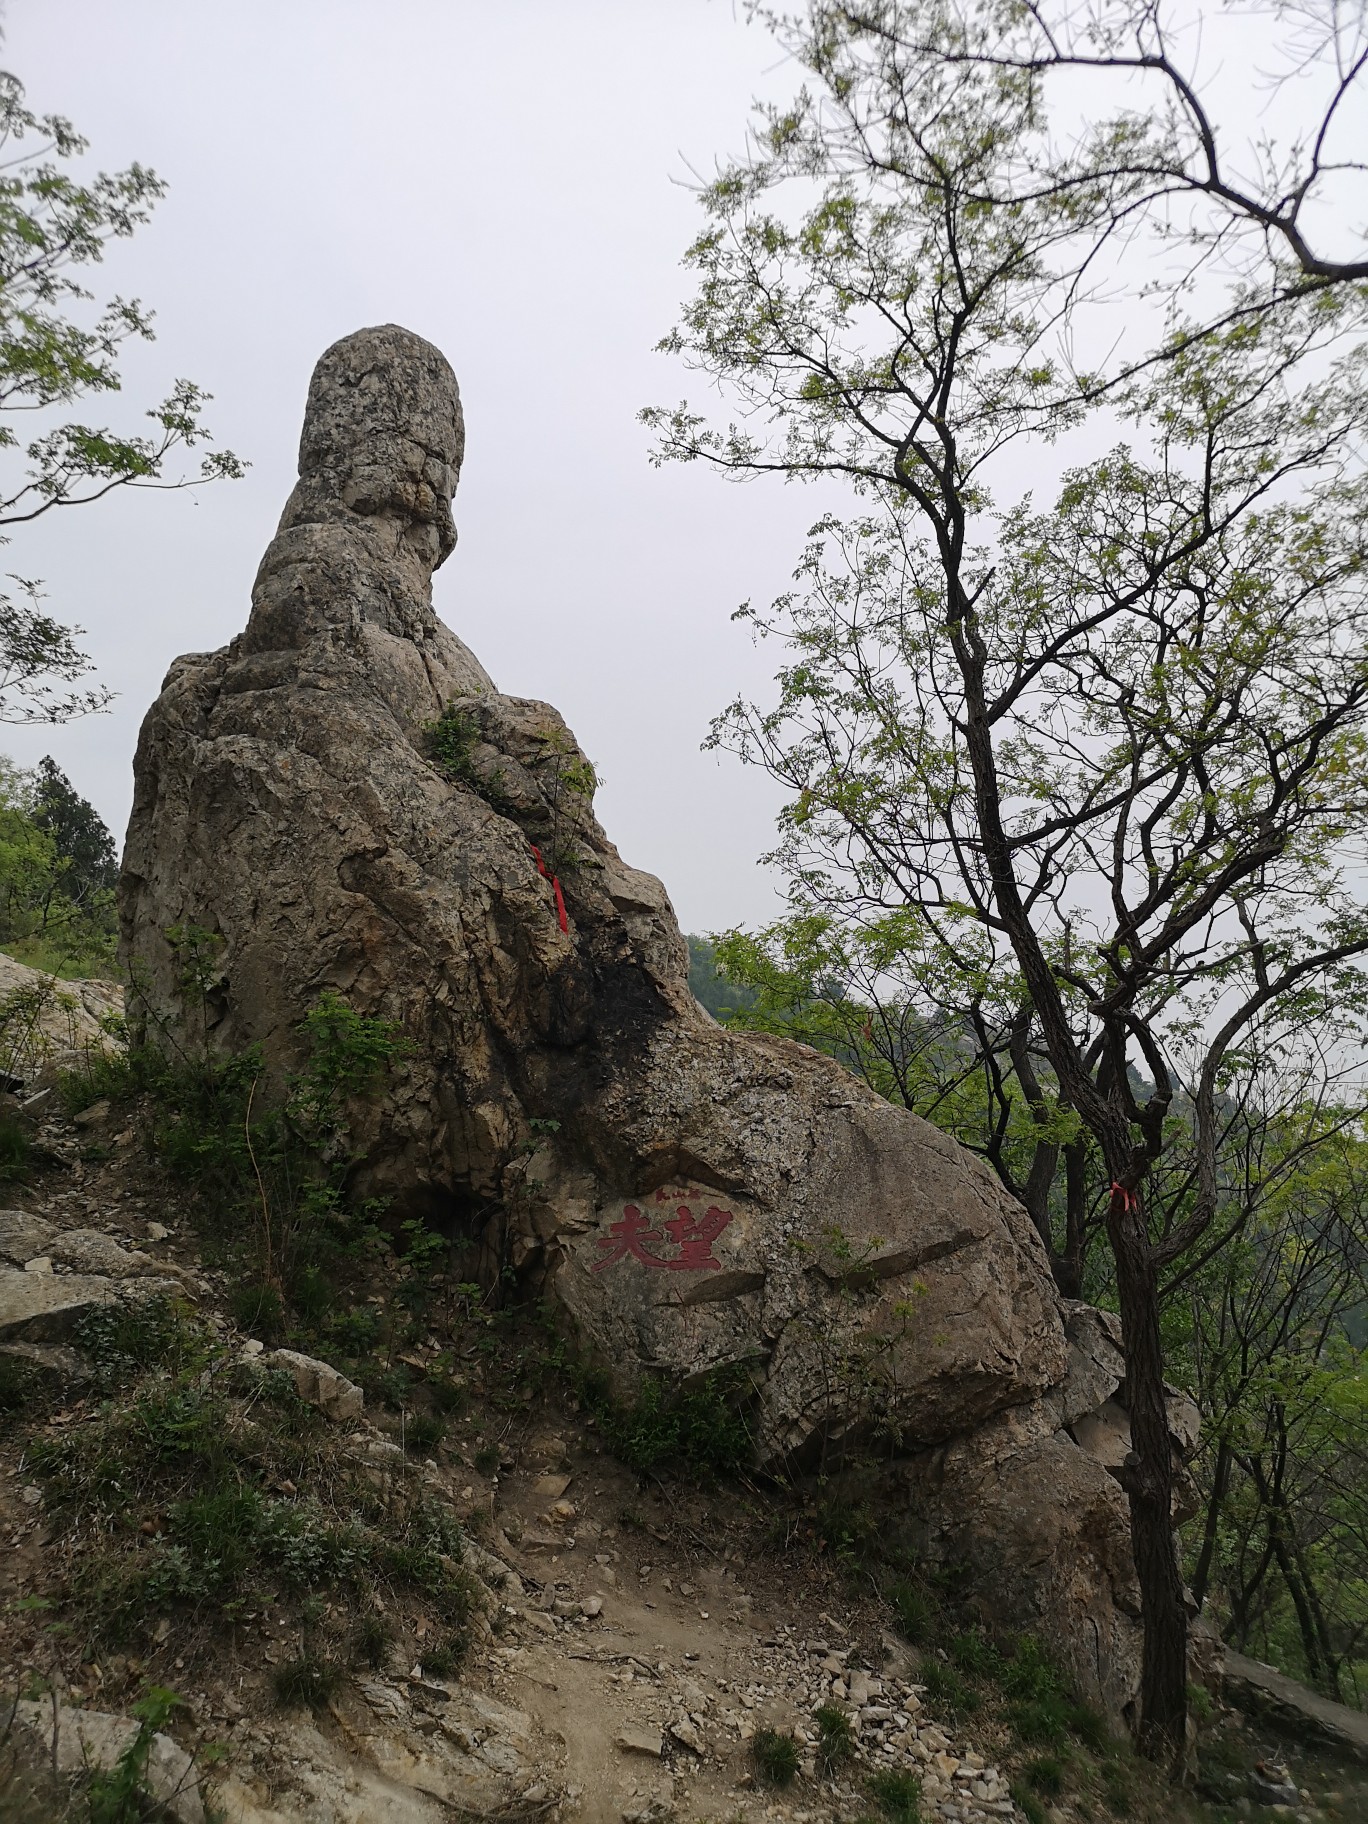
<box><xmin>119</xmin><ymin>325</ymin><xmax>1188</xmax><ymax>1716</ymax></box>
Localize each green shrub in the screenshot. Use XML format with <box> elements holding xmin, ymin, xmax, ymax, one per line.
<box><xmin>419</xmin><ymin>1631</ymin><xmax>471</xmax><ymax>1679</ymax></box>
<box><xmin>229</xmin><ymin>1279</ymin><xmax>286</xmax><ymax>1340</ymax></box>
<box><xmin>948</xmin><ymin>1628</ymin><xmax>1000</xmax><ymax>1678</ymax></box>
<box><xmin>996</xmin><ymin>1634</ymin><xmax>1060</xmax><ymax>1701</ymax></box>
<box><xmin>1102</xmin><ymin>1762</ymin><xmax>1133</xmax><ymax>1815</ymax></box>
<box><xmin>272</xmin><ymin>1652</ymin><xmax>341</xmax><ymax>1710</ymax></box>
<box><xmin>72</xmin><ymin>1294</ymin><xmax>202</xmax><ymax>1389</ymax></box>
<box><xmin>814</xmin><ymin>1702</ymin><xmax>855</xmax><ymax>1772</ymax></box>
<box><xmin>407</xmin><ymin>1412</ymin><xmax>446</xmax><ymax>1454</ymax></box>
<box><xmin>1025</xmin><ymin>1755</ymin><xmax>1066</xmax><ymax>1795</ymax></box>
<box><xmin>351</xmin><ymin>1613</ymin><xmax>392</xmax><ymax>1670</ymax></box>
<box><xmin>84</xmin><ymin>1685</ymin><xmax>182</xmax><ymax>1824</ymax></box>
<box><xmin>594</xmin><ymin>1365</ymin><xmax>753</xmax><ymax>1477</ymax></box>
<box><xmin>866</xmin><ymin>1769</ymin><xmax>922</xmax><ymax>1824</ymax></box>
<box><xmin>1007</xmin><ymin>1694</ymin><xmax>1070</xmax><ymax>1747</ymax></box>
<box><xmin>921</xmin><ymin>1661</ymin><xmax>979</xmax><ymax>1718</ymax></box>
<box><xmin>1010</xmin><ymin>1781</ymin><xmax>1048</xmax><ymax>1824</ymax></box>
<box><xmin>0</xmin><ymin>1350</ymin><xmax>35</xmax><ymax>1415</ymax></box>
<box><xmin>752</xmin><ymin>1727</ymin><xmax>801</xmax><ymax>1785</ymax></box>
<box><xmin>888</xmin><ymin>1578</ymin><xmax>936</xmax><ymax>1646</ymax></box>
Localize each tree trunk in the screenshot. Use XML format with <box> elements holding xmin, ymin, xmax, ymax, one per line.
<box><xmin>1108</xmin><ymin>1187</ymin><xmax>1188</xmax><ymax>1764</ymax></box>
<box><xmin>1191</xmin><ymin>1437</ymin><xmax>1232</xmax><ymax>1613</ymax></box>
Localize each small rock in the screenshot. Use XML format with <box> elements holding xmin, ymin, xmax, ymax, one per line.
<box><xmin>146</xmin><ymin>1221</ymin><xmax>172</xmax><ymax>1242</ymax></box>
<box><xmin>261</xmin><ymin>1346</ymin><xmax>364</xmax><ymax>1422</ymax></box>
<box><xmin>49</xmin><ymin>1230</ymin><xmax>153</xmax><ymax>1277</ymax></box>
<box><xmin>0</xmin><ymin>1210</ymin><xmax>56</xmax><ymax>1264</ymax></box>
<box><xmin>616</xmin><ymin>1725</ymin><xmax>664</xmax><ymax>1757</ymax></box>
<box><xmin>72</xmin><ymin>1100</ymin><xmax>112</xmax><ymax>1128</ymax></box>
<box><xmin>669</xmin><ymin>1717</ymin><xmax>704</xmax><ymax>1754</ymax></box>
<box><xmin>532</xmin><ymin>1473</ymin><xmax>572</xmax><ymax>1498</ymax></box>
<box><xmin>583</xmin><ymin>1595</ymin><xmax>604</xmax><ymax>1618</ymax></box>
<box><xmin>240</xmin><ymin>1338</ymin><xmax>265</xmax><ymax>1357</ymax></box>
<box><xmin>23</xmin><ymin>1256</ymin><xmax>52</xmax><ymax>1276</ymax></box>
<box><xmin>12</xmin><ymin>1701</ymin><xmax>204</xmax><ymax>1823</ymax></box>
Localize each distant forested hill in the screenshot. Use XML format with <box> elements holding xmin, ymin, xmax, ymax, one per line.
<box><xmin>687</xmin><ymin>936</ymin><xmax>757</xmax><ymax>1022</ymax></box>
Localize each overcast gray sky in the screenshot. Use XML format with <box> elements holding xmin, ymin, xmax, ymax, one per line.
<box><xmin>2</xmin><ymin>0</ymin><xmax>839</xmax><ymax>934</ymax></box>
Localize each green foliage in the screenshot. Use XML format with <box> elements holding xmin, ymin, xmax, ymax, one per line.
<box><xmin>814</xmin><ymin>1702</ymin><xmax>855</xmax><ymax>1773</ymax></box>
<box><xmin>0</xmin><ymin>71</ymin><xmax>241</xmax><ymax>723</ymax></box>
<box><xmin>1024</xmin><ymin>1755</ymin><xmax>1066</xmax><ymax>1796</ymax></box>
<box><xmin>920</xmin><ymin>1662</ymin><xmax>978</xmax><ymax>1719</ymax></box>
<box><xmin>84</xmin><ymin>1685</ymin><xmax>183</xmax><ymax>1824</ymax></box>
<box><xmin>686</xmin><ymin>935</ymin><xmax>759</xmax><ymax>1022</ymax></box>
<box><xmin>648</xmin><ymin>0</ymin><xmax>1368</xmax><ymax>1752</ymax></box>
<box><xmin>585</xmin><ymin>1363</ymin><xmax>753</xmax><ymax>1478</ymax></box>
<box><xmin>752</xmin><ymin>1727</ymin><xmax>800</xmax><ymax>1786</ymax></box>
<box><xmin>1102</xmin><ymin>1762</ymin><xmax>1133</xmax><ymax>1815</ymax></box>
<box><xmin>71</xmin><ymin>1294</ymin><xmax>203</xmax><ymax>1391</ymax></box>
<box><xmin>272</xmin><ymin>1653</ymin><xmax>341</xmax><ymax>1711</ymax></box>
<box><xmin>888</xmin><ymin>1578</ymin><xmax>937</xmax><ymax>1647</ymax></box>
<box><xmin>0</xmin><ymin>1349</ymin><xmax>34</xmax><ymax>1415</ymax></box>
<box><xmin>948</xmin><ymin>1628</ymin><xmax>999</xmax><ymax>1678</ymax></box>
<box><xmin>419</xmin><ymin>1631</ymin><xmax>472</xmax><ymax>1679</ymax></box>
<box><xmin>423</xmin><ymin>705</ymin><xmax>481</xmax><ymax>782</ymax></box>
<box><xmin>0</xmin><ymin>756</ymin><xmax>117</xmax><ymax>973</ymax></box>
<box><xmin>27</xmin><ymin>1315</ymin><xmax>476</xmax><ymax>1654</ymax></box>
<box><xmin>71</xmin><ymin>963</ymin><xmax>408</xmax><ymax>1326</ymax></box>
<box><xmin>866</xmin><ymin>1769</ymin><xmax>922</xmax><ymax>1824</ymax></box>
<box><xmin>1010</xmin><ymin>1782</ymin><xmax>1049</xmax><ymax>1824</ymax></box>
<box><xmin>351</xmin><ymin>1613</ymin><xmax>392</xmax><ymax>1670</ymax></box>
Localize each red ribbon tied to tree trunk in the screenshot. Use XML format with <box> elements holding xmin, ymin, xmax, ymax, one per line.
<box><xmin>1110</xmin><ymin>1180</ymin><xmax>1138</xmax><ymax>1214</ymax></box>
<box><xmin>530</xmin><ymin>844</ymin><xmax>569</xmax><ymax>934</ymax></box>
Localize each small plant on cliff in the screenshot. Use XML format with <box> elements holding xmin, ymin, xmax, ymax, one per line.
<box><xmin>867</xmin><ymin>1769</ymin><xmax>923</xmax><ymax>1824</ymax></box>
<box><xmin>752</xmin><ymin>1727</ymin><xmax>800</xmax><ymax>1786</ymax></box>
<box><xmin>814</xmin><ymin>1702</ymin><xmax>855</xmax><ymax>1773</ymax></box>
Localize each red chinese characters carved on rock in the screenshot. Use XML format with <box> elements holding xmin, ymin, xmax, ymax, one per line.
<box><xmin>592</xmin><ymin>1196</ymin><xmax>734</xmax><ymax>1274</ymax></box>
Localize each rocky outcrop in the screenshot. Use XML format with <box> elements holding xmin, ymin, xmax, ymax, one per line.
<box><xmin>119</xmin><ymin>325</ymin><xmax>1194</xmax><ymax>1720</ymax></box>
<box><xmin>0</xmin><ymin>950</ymin><xmax>122</xmax><ymax>1090</ymax></box>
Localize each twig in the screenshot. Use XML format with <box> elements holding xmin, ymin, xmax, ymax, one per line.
<box><xmin>244</xmin><ymin>1076</ymin><xmax>275</xmax><ymax>1289</ymax></box>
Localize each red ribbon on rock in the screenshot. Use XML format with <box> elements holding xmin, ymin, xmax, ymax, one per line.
<box><xmin>530</xmin><ymin>844</ymin><xmax>569</xmax><ymax>934</ymax></box>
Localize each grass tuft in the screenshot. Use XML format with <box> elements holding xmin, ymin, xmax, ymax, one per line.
<box><xmin>1025</xmin><ymin>1754</ymin><xmax>1066</xmax><ymax>1795</ymax></box>
<box><xmin>752</xmin><ymin>1727</ymin><xmax>801</xmax><ymax>1786</ymax></box>
<box><xmin>814</xmin><ymin>1701</ymin><xmax>855</xmax><ymax>1773</ymax></box>
<box><xmin>272</xmin><ymin>1652</ymin><xmax>342</xmax><ymax>1710</ymax></box>
<box><xmin>866</xmin><ymin>1768</ymin><xmax>922</xmax><ymax>1824</ymax></box>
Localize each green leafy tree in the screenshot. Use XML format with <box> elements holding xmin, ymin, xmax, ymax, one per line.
<box><xmin>0</xmin><ymin>755</ymin><xmax>117</xmax><ymax>971</ymax></box>
<box><xmin>647</xmin><ymin>0</ymin><xmax>1368</xmax><ymax>1761</ymax></box>
<box><xmin>32</xmin><ymin>753</ymin><xmax>116</xmax><ymax>901</ymax></box>
<box><xmin>0</xmin><ymin>68</ymin><xmax>243</xmax><ymax>723</ymax></box>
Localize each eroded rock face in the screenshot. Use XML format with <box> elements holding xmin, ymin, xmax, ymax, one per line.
<box><xmin>120</xmin><ymin>325</ymin><xmax>1188</xmax><ymax>1717</ymax></box>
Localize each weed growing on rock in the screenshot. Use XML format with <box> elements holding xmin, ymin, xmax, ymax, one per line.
<box><xmin>350</xmin><ymin>1613</ymin><xmax>392</xmax><ymax>1670</ymax></box>
<box><xmin>887</xmin><ymin>1577</ymin><xmax>936</xmax><ymax>1646</ymax></box>
<box><xmin>418</xmin><ymin>1631</ymin><xmax>471</xmax><ymax>1679</ymax></box>
<box><xmin>72</xmin><ymin>1294</ymin><xmax>203</xmax><ymax>1391</ymax></box>
<box><xmin>752</xmin><ymin>1726</ymin><xmax>801</xmax><ymax>1786</ymax></box>
<box><xmin>272</xmin><ymin>1652</ymin><xmax>342</xmax><ymax>1711</ymax></box>
<box><xmin>1010</xmin><ymin>1783</ymin><xmax>1048</xmax><ymax>1824</ymax></box>
<box><xmin>814</xmin><ymin>1702</ymin><xmax>855</xmax><ymax>1773</ymax></box>
<box><xmin>84</xmin><ymin>1685</ymin><xmax>183</xmax><ymax>1824</ymax></box>
<box><xmin>866</xmin><ymin>1768</ymin><xmax>923</xmax><ymax>1823</ymax></box>
<box><xmin>25</xmin><ymin>1314</ymin><xmax>478</xmax><ymax>1671</ymax></box>
<box><xmin>1024</xmin><ymin>1754</ymin><xmax>1066</xmax><ymax>1795</ymax></box>
<box><xmin>920</xmin><ymin>1662</ymin><xmax>979</xmax><ymax>1718</ymax></box>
